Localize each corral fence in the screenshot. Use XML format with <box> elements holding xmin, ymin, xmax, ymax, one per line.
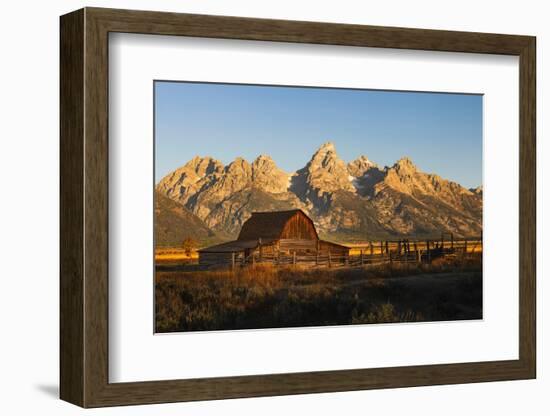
<box><xmin>157</xmin><ymin>234</ymin><xmax>482</xmax><ymax>270</ymax></box>
<box><xmin>230</xmin><ymin>234</ymin><xmax>482</xmax><ymax>269</ymax></box>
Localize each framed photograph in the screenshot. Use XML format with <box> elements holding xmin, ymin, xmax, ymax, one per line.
<box><xmin>60</xmin><ymin>7</ymin><xmax>536</xmax><ymax>407</ymax></box>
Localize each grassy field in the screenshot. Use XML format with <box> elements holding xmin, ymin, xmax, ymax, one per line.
<box><xmin>155</xmin><ymin>255</ymin><xmax>482</xmax><ymax>333</ymax></box>
<box><xmin>155</xmin><ymin>247</ymin><xmax>198</xmax><ymax>262</ymax></box>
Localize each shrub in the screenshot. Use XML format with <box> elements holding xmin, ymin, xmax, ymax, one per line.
<box><xmin>155</xmin><ymin>259</ymin><xmax>482</xmax><ymax>332</ymax></box>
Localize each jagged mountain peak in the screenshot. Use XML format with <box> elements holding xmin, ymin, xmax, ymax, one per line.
<box><xmin>252</xmin><ymin>154</ymin><xmax>277</xmax><ymax>169</ymax></box>
<box><xmin>309</xmin><ymin>142</ymin><xmax>342</xmax><ymax>168</ymax></box>
<box><xmin>348</xmin><ymin>155</ymin><xmax>378</xmax><ymax>177</ymax></box>
<box><xmin>315</xmin><ymin>141</ymin><xmax>336</xmax><ymax>154</ymax></box>
<box><xmin>470</xmin><ymin>186</ymin><xmax>483</xmax><ymax>195</ymax></box>
<box><xmin>392</xmin><ymin>156</ymin><xmax>418</xmax><ymax>173</ymax></box>
<box><xmin>156</xmin><ymin>142</ymin><xmax>482</xmax><ymax>240</ymax></box>
<box><xmin>226</xmin><ymin>157</ymin><xmax>251</xmax><ymax>172</ymax></box>
<box><xmin>355</xmin><ymin>154</ymin><xmax>375</xmax><ymax>164</ymax></box>
<box><xmin>303</xmin><ymin>141</ymin><xmax>355</xmax><ymax>194</ymax></box>
<box><xmin>254</xmin><ymin>153</ymin><xmax>274</xmax><ymax>162</ymax></box>
<box><xmin>184</xmin><ymin>156</ymin><xmax>224</xmax><ymax>176</ymax></box>
<box><xmin>252</xmin><ymin>154</ymin><xmax>286</xmax><ymax>176</ymax></box>
<box><xmin>310</xmin><ymin>142</ymin><xmax>341</xmax><ymax>165</ymax></box>
<box><xmin>251</xmin><ymin>154</ymin><xmax>289</xmax><ymax>193</ymax></box>
<box><xmin>156</xmin><ymin>155</ymin><xmax>223</xmax><ymax>199</ymax></box>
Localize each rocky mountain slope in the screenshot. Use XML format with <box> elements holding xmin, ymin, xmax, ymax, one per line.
<box><xmin>156</xmin><ymin>142</ymin><xmax>482</xmax><ymax>242</ymax></box>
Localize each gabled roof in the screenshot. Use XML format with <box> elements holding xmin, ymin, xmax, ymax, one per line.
<box><xmin>237</xmin><ymin>209</ymin><xmax>317</xmax><ymax>241</ymax></box>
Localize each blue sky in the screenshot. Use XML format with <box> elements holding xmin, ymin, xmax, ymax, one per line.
<box><xmin>155</xmin><ymin>81</ymin><xmax>482</xmax><ymax>189</ymax></box>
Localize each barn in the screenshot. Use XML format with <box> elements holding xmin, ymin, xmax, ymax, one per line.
<box><xmin>198</xmin><ymin>209</ymin><xmax>349</xmax><ymax>267</ymax></box>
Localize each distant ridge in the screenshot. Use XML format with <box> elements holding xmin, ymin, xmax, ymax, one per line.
<box><xmin>155</xmin><ymin>191</ymin><xmax>225</xmax><ymax>247</ymax></box>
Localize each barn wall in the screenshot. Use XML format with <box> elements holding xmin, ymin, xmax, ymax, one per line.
<box><xmin>279</xmin><ymin>239</ymin><xmax>317</xmax><ymax>253</ymax></box>
<box><xmin>280</xmin><ymin>212</ymin><xmax>318</xmax><ymax>240</ymax></box>
<box><xmin>256</xmin><ymin>242</ymin><xmax>278</xmax><ymax>257</ymax></box>
<box><xmin>198</xmin><ymin>252</ymin><xmax>242</xmax><ymax>266</ymax></box>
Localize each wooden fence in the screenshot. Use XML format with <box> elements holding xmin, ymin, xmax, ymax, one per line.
<box><xmin>229</xmin><ymin>236</ymin><xmax>482</xmax><ymax>269</ymax></box>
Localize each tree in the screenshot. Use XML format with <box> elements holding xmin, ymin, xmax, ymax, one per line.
<box><xmin>182</xmin><ymin>237</ymin><xmax>197</xmax><ymax>257</ymax></box>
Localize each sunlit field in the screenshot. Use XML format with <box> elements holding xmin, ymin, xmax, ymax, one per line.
<box><xmin>155</xmin><ymin>247</ymin><xmax>198</xmax><ymax>262</ymax></box>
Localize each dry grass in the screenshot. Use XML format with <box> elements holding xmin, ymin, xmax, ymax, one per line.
<box><xmin>155</xmin><ymin>254</ymin><xmax>482</xmax><ymax>332</ymax></box>
<box><xmin>155</xmin><ymin>247</ymin><xmax>198</xmax><ymax>262</ymax></box>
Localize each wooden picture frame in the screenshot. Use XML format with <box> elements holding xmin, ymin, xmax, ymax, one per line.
<box><xmin>60</xmin><ymin>7</ymin><xmax>536</xmax><ymax>408</ymax></box>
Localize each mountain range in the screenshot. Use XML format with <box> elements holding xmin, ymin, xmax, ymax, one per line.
<box><xmin>155</xmin><ymin>142</ymin><xmax>482</xmax><ymax>245</ymax></box>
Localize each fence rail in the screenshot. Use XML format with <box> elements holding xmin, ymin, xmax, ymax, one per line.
<box><xmin>227</xmin><ymin>236</ymin><xmax>482</xmax><ymax>269</ymax></box>
<box><xmin>157</xmin><ymin>234</ymin><xmax>482</xmax><ymax>269</ymax></box>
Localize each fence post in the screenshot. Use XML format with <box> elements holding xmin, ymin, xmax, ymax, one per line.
<box><xmin>426</xmin><ymin>240</ymin><xmax>431</xmax><ymax>263</ymax></box>
<box><xmin>316</xmin><ymin>251</ymin><xmax>319</xmax><ymax>266</ymax></box>
<box><xmin>231</xmin><ymin>252</ymin><xmax>235</xmax><ymax>270</ymax></box>
<box><xmin>328</xmin><ymin>250</ymin><xmax>332</xmax><ymax>268</ymax></box>
<box><xmin>385</xmin><ymin>241</ymin><xmax>389</xmax><ymax>255</ymax></box>
<box><xmin>293</xmin><ymin>251</ymin><xmax>296</xmax><ymax>266</ymax></box>
<box><xmin>450</xmin><ymin>233</ymin><xmax>454</xmax><ymax>250</ymax></box>
<box><xmin>369</xmin><ymin>242</ymin><xmax>374</xmax><ymax>256</ymax></box>
<box><xmin>380</xmin><ymin>241</ymin><xmax>383</xmax><ymax>259</ymax></box>
<box><xmin>470</xmin><ymin>240</ymin><xmax>478</xmax><ymax>255</ymax></box>
<box><xmin>360</xmin><ymin>249</ymin><xmax>364</xmax><ymax>266</ymax></box>
<box><xmin>405</xmin><ymin>239</ymin><xmax>411</xmax><ymax>274</ymax></box>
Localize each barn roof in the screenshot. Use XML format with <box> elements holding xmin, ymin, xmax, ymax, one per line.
<box><xmin>198</xmin><ymin>238</ymin><xmax>349</xmax><ymax>253</ymax></box>
<box><xmin>198</xmin><ymin>239</ymin><xmax>276</xmax><ymax>253</ymax></box>
<box><xmin>319</xmin><ymin>239</ymin><xmax>351</xmax><ymax>251</ymax></box>
<box><xmin>237</xmin><ymin>209</ymin><xmax>317</xmax><ymax>241</ymax></box>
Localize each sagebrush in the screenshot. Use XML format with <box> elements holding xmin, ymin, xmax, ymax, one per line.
<box><xmin>155</xmin><ymin>256</ymin><xmax>482</xmax><ymax>332</ymax></box>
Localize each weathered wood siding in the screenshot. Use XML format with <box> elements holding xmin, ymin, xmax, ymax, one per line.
<box><xmin>245</xmin><ymin>242</ymin><xmax>278</xmax><ymax>258</ymax></box>
<box><xmin>279</xmin><ymin>239</ymin><xmax>317</xmax><ymax>253</ymax></box>
<box><xmin>257</xmin><ymin>242</ymin><xmax>278</xmax><ymax>257</ymax></box>
<box><xmin>198</xmin><ymin>252</ymin><xmax>241</xmax><ymax>266</ymax></box>
<box><xmin>280</xmin><ymin>211</ymin><xmax>318</xmax><ymax>240</ymax></box>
